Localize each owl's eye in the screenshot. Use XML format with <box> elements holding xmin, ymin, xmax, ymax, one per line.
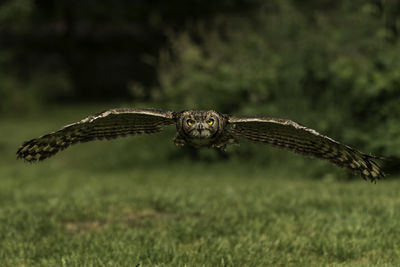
<box><xmin>187</xmin><ymin>119</ymin><xmax>194</xmax><ymax>126</ymax></box>
<box><xmin>207</xmin><ymin>119</ymin><xmax>214</xmax><ymax>125</ymax></box>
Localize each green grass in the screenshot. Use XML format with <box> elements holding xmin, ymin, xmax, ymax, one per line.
<box><xmin>1</xmin><ymin>105</ymin><xmax>400</xmax><ymax>266</ymax></box>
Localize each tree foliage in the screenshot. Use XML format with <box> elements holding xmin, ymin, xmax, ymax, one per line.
<box><xmin>1</xmin><ymin>0</ymin><xmax>399</xmax><ymax>173</ymax></box>
<box><xmin>0</xmin><ymin>0</ymin><xmax>259</xmax><ymax>111</ymax></box>
<box><xmin>158</xmin><ymin>0</ymin><xmax>400</xmax><ymax>164</ymax></box>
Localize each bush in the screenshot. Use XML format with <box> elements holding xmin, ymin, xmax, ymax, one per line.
<box><xmin>158</xmin><ymin>1</ymin><xmax>400</xmax><ymax>174</ymax></box>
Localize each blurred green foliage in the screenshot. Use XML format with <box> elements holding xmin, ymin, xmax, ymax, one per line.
<box><xmin>158</xmin><ymin>0</ymin><xmax>400</xmax><ymax>163</ymax></box>
<box><xmin>0</xmin><ymin>0</ymin><xmax>258</xmax><ymax>106</ymax></box>
<box><xmin>1</xmin><ymin>0</ymin><xmax>399</xmax><ymax>173</ymax></box>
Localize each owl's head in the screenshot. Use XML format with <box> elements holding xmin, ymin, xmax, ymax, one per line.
<box><xmin>179</xmin><ymin>110</ymin><xmax>224</xmax><ymax>139</ymax></box>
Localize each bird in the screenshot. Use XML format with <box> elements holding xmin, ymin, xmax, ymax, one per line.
<box><xmin>16</xmin><ymin>108</ymin><xmax>385</xmax><ymax>182</ymax></box>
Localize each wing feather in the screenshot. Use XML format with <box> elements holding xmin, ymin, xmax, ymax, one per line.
<box><xmin>17</xmin><ymin>108</ymin><xmax>175</xmax><ymax>162</ymax></box>
<box><xmin>228</xmin><ymin>116</ymin><xmax>385</xmax><ymax>182</ymax></box>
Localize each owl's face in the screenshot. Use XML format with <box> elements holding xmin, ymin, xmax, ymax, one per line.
<box><xmin>180</xmin><ymin>111</ymin><xmax>222</xmax><ymax>139</ymax></box>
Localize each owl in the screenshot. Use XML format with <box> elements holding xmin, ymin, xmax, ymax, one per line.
<box><xmin>17</xmin><ymin>108</ymin><xmax>385</xmax><ymax>182</ymax></box>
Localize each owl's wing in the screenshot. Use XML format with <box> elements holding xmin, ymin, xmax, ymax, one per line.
<box><xmin>17</xmin><ymin>108</ymin><xmax>176</xmax><ymax>162</ymax></box>
<box><xmin>228</xmin><ymin>116</ymin><xmax>385</xmax><ymax>182</ymax></box>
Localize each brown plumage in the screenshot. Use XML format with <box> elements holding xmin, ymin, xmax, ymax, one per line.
<box><xmin>17</xmin><ymin>108</ymin><xmax>385</xmax><ymax>182</ymax></box>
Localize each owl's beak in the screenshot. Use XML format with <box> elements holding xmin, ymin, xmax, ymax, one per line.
<box><xmin>197</xmin><ymin>124</ymin><xmax>204</xmax><ymax>134</ymax></box>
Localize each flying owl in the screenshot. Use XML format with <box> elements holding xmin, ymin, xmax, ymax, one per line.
<box><xmin>16</xmin><ymin>108</ymin><xmax>385</xmax><ymax>182</ymax></box>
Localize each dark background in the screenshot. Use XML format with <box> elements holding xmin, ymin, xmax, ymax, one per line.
<box><xmin>1</xmin><ymin>0</ymin><xmax>399</xmax><ymax>176</ymax></box>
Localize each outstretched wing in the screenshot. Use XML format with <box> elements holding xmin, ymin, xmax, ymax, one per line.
<box><xmin>228</xmin><ymin>116</ymin><xmax>385</xmax><ymax>182</ymax></box>
<box><xmin>17</xmin><ymin>108</ymin><xmax>176</xmax><ymax>162</ymax></box>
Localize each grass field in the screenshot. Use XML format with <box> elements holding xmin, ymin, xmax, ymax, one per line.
<box><xmin>1</xmin><ymin>105</ymin><xmax>400</xmax><ymax>266</ymax></box>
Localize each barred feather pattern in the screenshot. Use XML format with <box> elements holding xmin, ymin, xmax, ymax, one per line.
<box><xmin>228</xmin><ymin>117</ymin><xmax>385</xmax><ymax>182</ymax></box>
<box><xmin>17</xmin><ymin>108</ymin><xmax>385</xmax><ymax>182</ymax></box>
<box><xmin>17</xmin><ymin>108</ymin><xmax>175</xmax><ymax>162</ymax></box>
